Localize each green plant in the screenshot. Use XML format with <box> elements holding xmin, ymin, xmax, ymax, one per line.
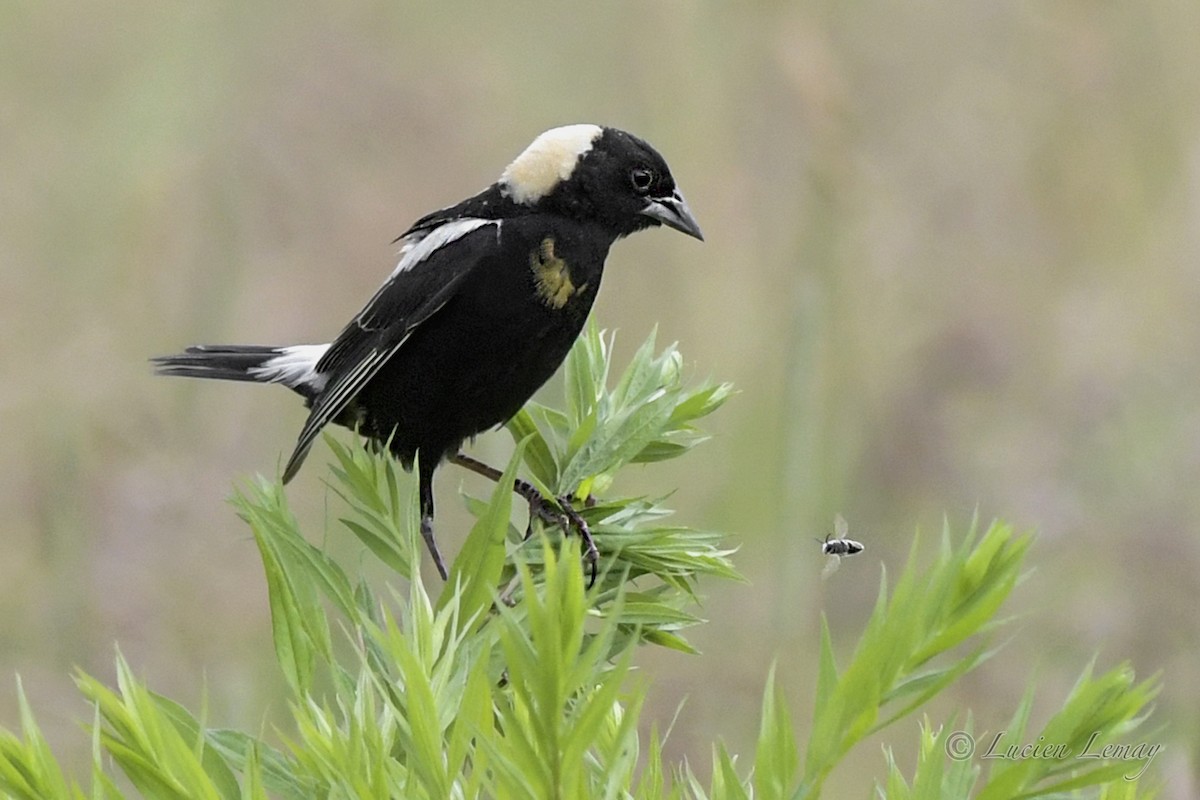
<box><xmin>0</xmin><ymin>324</ymin><xmax>1162</xmax><ymax>798</ymax></box>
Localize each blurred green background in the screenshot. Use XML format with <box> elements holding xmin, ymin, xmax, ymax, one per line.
<box><xmin>3</xmin><ymin>0</ymin><xmax>1199</xmax><ymax>794</ymax></box>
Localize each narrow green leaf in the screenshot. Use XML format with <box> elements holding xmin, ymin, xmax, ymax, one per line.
<box><xmin>254</xmin><ymin>531</ymin><xmax>314</xmax><ymax>695</ymax></box>
<box><xmin>147</xmin><ymin>694</ymin><xmax>240</xmax><ymax>799</ymax></box>
<box><xmin>443</xmin><ymin>439</ymin><xmax>529</xmax><ymax>627</ymax></box>
<box><xmin>641</xmin><ymin>630</ymin><xmax>702</xmax><ymax>655</ymax></box>
<box><xmin>206</xmin><ymin>731</ymin><xmax>313</xmax><ymax>800</ymax></box>
<box><xmin>754</xmin><ymin>663</ymin><xmax>799</xmax><ymax>799</ymax></box>
<box><xmin>339</xmin><ymin>517</ymin><xmax>410</xmax><ymax>576</ymax></box>
<box><xmin>506</xmin><ymin>408</ymin><xmax>559</xmax><ymax>487</ymax></box>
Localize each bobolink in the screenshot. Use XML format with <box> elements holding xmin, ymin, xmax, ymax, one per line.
<box><xmin>154</xmin><ymin>124</ymin><xmax>702</xmax><ymax>579</ymax></box>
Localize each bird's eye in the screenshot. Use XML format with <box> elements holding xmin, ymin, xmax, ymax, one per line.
<box><xmin>630</xmin><ymin>168</ymin><xmax>654</xmax><ymax>194</ymax></box>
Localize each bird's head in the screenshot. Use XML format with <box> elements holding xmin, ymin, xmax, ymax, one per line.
<box><xmin>499</xmin><ymin>124</ymin><xmax>703</xmax><ymax>241</ymax></box>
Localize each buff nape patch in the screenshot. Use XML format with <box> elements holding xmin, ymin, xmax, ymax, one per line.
<box><xmin>500</xmin><ymin>124</ymin><xmax>602</xmax><ymax>205</ymax></box>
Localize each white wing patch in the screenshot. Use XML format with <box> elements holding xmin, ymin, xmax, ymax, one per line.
<box><xmin>500</xmin><ymin>124</ymin><xmax>603</xmax><ymax>205</ymax></box>
<box><xmin>250</xmin><ymin>344</ymin><xmax>332</xmax><ymax>391</ymax></box>
<box><xmin>389</xmin><ymin>218</ymin><xmax>498</xmax><ymax>281</ymax></box>
<box><xmin>279</xmin><ymin>215</ymin><xmax>498</xmax><ymax>482</ymax></box>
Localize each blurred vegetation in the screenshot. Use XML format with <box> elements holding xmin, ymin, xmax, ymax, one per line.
<box><xmin>2</xmin><ymin>0</ymin><xmax>1199</xmax><ymax>795</ymax></box>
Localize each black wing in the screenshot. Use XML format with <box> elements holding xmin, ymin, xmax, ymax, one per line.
<box><xmin>392</xmin><ymin>184</ymin><xmax>517</xmax><ymax>244</ymax></box>
<box><xmin>281</xmin><ymin>218</ymin><xmax>501</xmax><ymax>482</ymax></box>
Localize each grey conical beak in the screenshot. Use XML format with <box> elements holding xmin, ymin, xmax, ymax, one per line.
<box><xmin>641</xmin><ymin>190</ymin><xmax>704</xmax><ymax>241</ymax></box>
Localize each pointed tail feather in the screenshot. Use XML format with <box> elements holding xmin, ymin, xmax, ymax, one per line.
<box><xmin>152</xmin><ymin>345</ymin><xmax>279</xmax><ymax>382</ymax></box>
<box><xmin>152</xmin><ymin>343</ymin><xmax>330</xmax><ymax>399</ymax></box>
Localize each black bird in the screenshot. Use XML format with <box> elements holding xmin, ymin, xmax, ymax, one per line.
<box><xmin>154</xmin><ymin>124</ymin><xmax>702</xmax><ymax>580</ymax></box>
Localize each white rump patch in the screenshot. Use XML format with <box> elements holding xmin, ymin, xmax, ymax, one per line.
<box><xmin>251</xmin><ymin>344</ymin><xmax>331</xmax><ymax>391</ymax></box>
<box><xmin>390</xmin><ymin>217</ymin><xmax>498</xmax><ymax>279</ymax></box>
<box><xmin>500</xmin><ymin>124</ymin><xmax>603</xmax><ymax>205</ymax></box>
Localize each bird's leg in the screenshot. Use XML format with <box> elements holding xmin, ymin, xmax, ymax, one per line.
<box><xmin>449</xmin><ymin>452</ymin><xmax>599</xmax><ymax>585</ymax></box>
<box><xmin>418</xmin><ymin>459</ymin><xmax>450</xmax><ymax>580</ymax></box>
<box><xmin>449</xmin><ymin>455</ymin><xmax>563</xmax><ymax>535</ymax></box>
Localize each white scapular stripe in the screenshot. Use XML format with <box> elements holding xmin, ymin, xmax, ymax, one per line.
<box><xmin>500</xmin><ymin>124</ymin><xmax>603</xmax><ymax>204</ymax></box>
<box><xmin>251</xmin><ymin>344</ymin><xmax>331</xmax><ymax>390</ymax></box>
<box><xmin>389</xmin><ymin>218</ymin><xmax>498</xmax><ymax>280</ymax></box>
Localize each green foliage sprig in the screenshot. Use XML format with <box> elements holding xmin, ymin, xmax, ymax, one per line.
<box><xmin>0</xmin><ymin>325</ymin><xmax>1162</xmax><ymax>798</ymax></box>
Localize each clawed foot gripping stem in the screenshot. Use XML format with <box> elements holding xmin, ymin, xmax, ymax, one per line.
<box><xmin>450</xmin><ymin>452</ymin><xmax>598</xmax><ymax>587</ymax></box>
